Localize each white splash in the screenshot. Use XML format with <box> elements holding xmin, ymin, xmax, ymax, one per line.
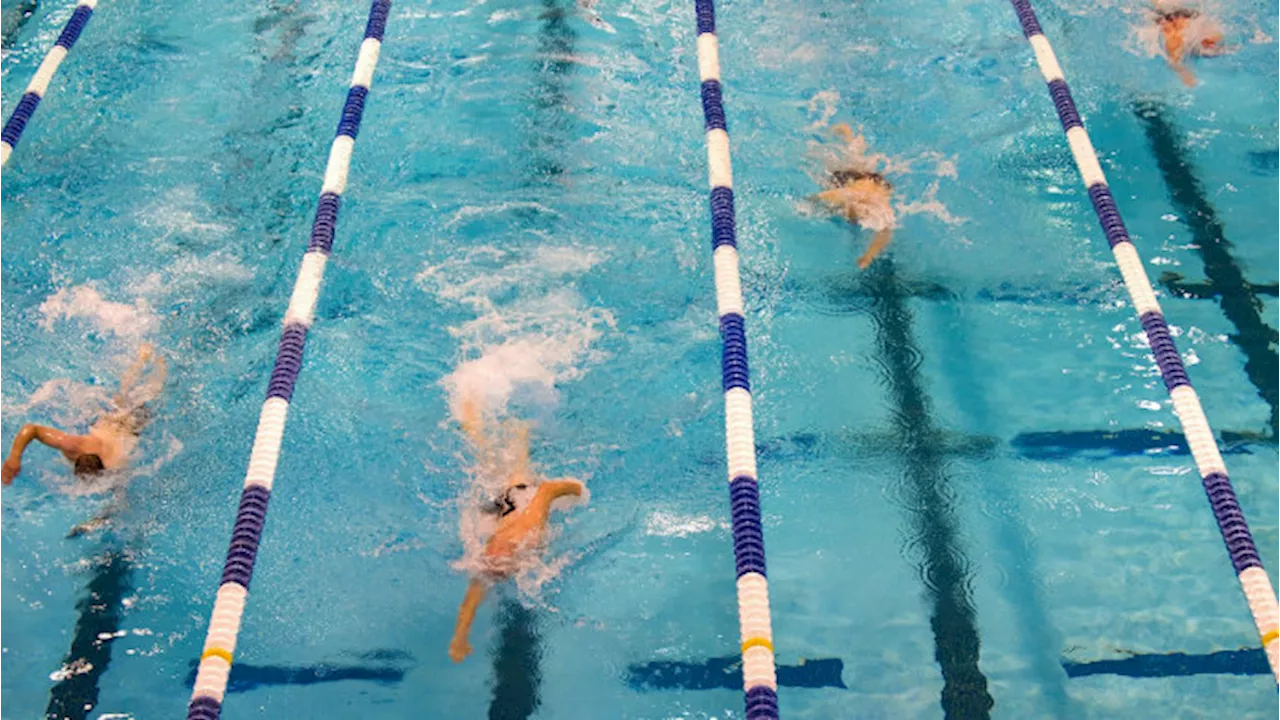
<box><xmin>129</xmin><ymin>253</ymin><xmax>253</xmax><ymax>299</ymax></box>
<box><xmin>645</xmin><ymin>510</ymin><xmax>724</xmax><ymax>537</ymax></box>
<box><xmin>136</xmin><ymin>186</ymin><xmax>231</xmax><ymax>241</ymax></box>
<box><xmin>419</xmin><ymin>244</ymin><xmax>614</xmax><ymax>418</ymax></box>
<box><xmin>38</xmin><ymin>286</ymin><xmax>158</xmax><ymax>340</ymax></box>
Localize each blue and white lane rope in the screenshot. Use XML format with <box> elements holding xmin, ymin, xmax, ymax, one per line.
<box><xmin>0</xmin><ymin>0</ymin><xmax>96</xmax><ymax>166</ymax></box>
<box><xmin>185</xmin><ymin>2</ymin><xmax>390</xmax><ymax>718</ymax></box>
<box><xmin>1008</xmin><ymin>0</ymin><xmax>1280</xmax><ymax>680</ymax></box>
<box><xmin>691</xmin><ymin>1</ymin><xmax>779</xmax><ymax>718</ymax></box>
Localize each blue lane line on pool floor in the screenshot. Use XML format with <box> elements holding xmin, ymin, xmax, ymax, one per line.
<box><xmin>863</xmin><ymin>256</ymin><xmax>995</xmax><ymax>719</ymax></box>
<box><xmin>480</xmin><ymin>2</ymin><xmax>580</xmax><ymax>716</ymax></box>
<box><xmin>1062</xmin><ymin>648</ymin><xmax>1270</xmax><ymax>679</ymax></box>
<box><xmin>1</xmin><ymin>0</ymin><xmax>39</xmax><ymax>48</ymax></box>
<box><xmin>1132</xmin><ymin>99</ymin><xmax>1279</xmax><ymax>437</ymax></box>
<box><xmin>627</xmin><ymin>657</ymin><xmax>847</xmax><ymax>691</ymax></box>
<box><xmin>1010</xmin><ymin>428</ymin><xmax>1272</xmax><ymax>460</ymax></box>
<box><xmin>45</xmin><ymin>547</ymin><xmax>132</xmax><ymax>720</ymax></box>
<box><xmin>183</xmin><ymin>656</ymin><xmax>410</xmax><ymax>693</ymax></box>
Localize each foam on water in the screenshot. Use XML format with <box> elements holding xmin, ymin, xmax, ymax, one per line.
<box><xmin>644</xmin><ymin>510</ymin><xmax>724</xmax><ymax>537</ymax></box>
<box><xmin>37</xmin><ymin>286</ymin><xmax>158</xmax><ymax>341</ymax></box>
<box><xmin>418</xmin><ymin>244</ymin><xmax>614</xmax><ymax>417</ymax></box>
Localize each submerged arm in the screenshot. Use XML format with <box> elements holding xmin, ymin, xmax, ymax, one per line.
<box><xmin>857</xmin><ymin>228</ymin><xmax>894</xmax><ymax>269</ymax></box>
<box><xmin>449</xmin><ymin>578</ymin><xmax>489</xmax><ymax>663</ymax></box>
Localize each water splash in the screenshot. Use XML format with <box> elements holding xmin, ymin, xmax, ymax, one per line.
<box><xmin>38</xmin><ymin>286</ymin><xmax>158</xmax><ymax>341</ymax></box>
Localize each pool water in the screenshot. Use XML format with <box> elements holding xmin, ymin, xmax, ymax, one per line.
<box><xmin>2</xmin><ymin>0</ymin><xmax>1277</xmax><ymax>718</ymax></box>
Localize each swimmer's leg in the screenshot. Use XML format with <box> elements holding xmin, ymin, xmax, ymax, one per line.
<box><xmin>67</xmin><ymin>487</ymin><xmax>127</xmax><ymax>538</ymax></box>
<box><xmin>503</xmin><ymin>420</ymin><xmax>533</xmax><ymax>486</ymax></box>
<box><xmin>459</xmin><ymin>395</ymin><xmax>492</xmax><ymax>452</ymax></box>
<box><xmin>857</xmin><ymin>229</ymin><xmax>894</xmax><ymax>270</ymax></box>
<box><xmin>450</xmin><ymin>578</ymin><xmax>490</xmax><ymax>662</ymax></box>
<box><xmin>115</xmin><ymin>345</ymin><xmax>166</xmax><ymax>410</ymax></box>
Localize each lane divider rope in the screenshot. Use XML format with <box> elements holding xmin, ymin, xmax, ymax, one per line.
<box><xmin>691</xmin><ymin>1</ymin><xmax>780</xmax><ymax>718</ymax></box>
<box><xmin>1008</xmin><ymin>0</ymin><xmax>1280</xmax><ymax>682</ymax></box>
<box><xmin>1</xmin><ymin>0</ymin><xmax>96</xmax><ymax>166</ymax></box>
<box><xmin>185</xmin><ymin>2</ymin><xmax>391</xmax><ymax>717</ymax></box>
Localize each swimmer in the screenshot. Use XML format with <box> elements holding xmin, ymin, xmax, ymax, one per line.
<box><xmin>810</xmin><ymin>123</ymin><xmax>896</xmax><ymax>269</ymax></box>
<box><xmin>448</xmin><ymin>396</ymin><xmax>585</xmax><ymax>663</ymax></box>
<box><xmin>2</xmin><ymin>344</ymin><xmax>166</xmax><ymax>486</ymax></box>
<box><xmin>1152</xmin><ymin>2</ymin><xmax>1225</xmax><ymax>86</ymax></box>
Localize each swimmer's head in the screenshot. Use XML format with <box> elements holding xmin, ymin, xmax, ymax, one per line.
<box><xmin>74</xmin><ymin>453</ymin><xmax>106</xmax><ymax>476</ymax></box>
<box><xmin>504</xmin><ymin>481</ymin><xmax>537</xmax><ymax>510</ymax></box>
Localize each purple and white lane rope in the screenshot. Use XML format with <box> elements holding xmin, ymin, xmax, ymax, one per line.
<box><xmin>185</xmin><ymin>2</ymin><xmax>391</xmax><ymax>717</ymax></box>
<box><xmin>1</xmin><ymin>0</ymin><xmax>96</xmax><ymax>166</ymax></box>
<box><xmin>1008</xmin><ymin>0</ymin><xmax>1279</xmax><ymax>680</ymax></box>
<box><xmin>691</xmin><ymin>0</ymin><xmax>779</xmax><ymax>717</ymax></box>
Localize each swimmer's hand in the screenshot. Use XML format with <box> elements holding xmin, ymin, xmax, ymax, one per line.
<box><xmin>2</xmin><ymin>458</ymin><xmax>19</xmax><ymax>485</ymax></box>
<box><xmin>449</xmin><ymin>635</ymin><xmax>472</xmax><ymax>663</ymax></box>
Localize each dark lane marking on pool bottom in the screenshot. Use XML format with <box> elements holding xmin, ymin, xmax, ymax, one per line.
<box><xmin>863</xmin><ymin>256</ymin><xmax>995</xmax><ymax>719</ymax></box>
<box><xmin>627</xmin><ymin>657</ymin><xmax>847</xmax><ymax>690</ymax></box>
<box><xmin>0</xmin><ymin>0</ymin><xmax>37</xmax><ymax>49</ymax></box>
<box><xmin>1162</xmin><ymin>274</ymin><xmax>1279</xmax><ymax>300</ymax></box>
<box><xmin>1246</xmin><ymin>149</ymin><xmax>1279</xmax><ymax>176</ymax></box>
<box><xmin>1133</xmin><ymin>99</ymin><xmax>1279</xmax><ymax>436</ymax></box>
<box><xmin>803</xmin><ymin>274</ymin><xmax>1133</xmax><ymax>310</ymax></box>
<box><xmin>45</xmin><ymin>549</ymin><xmax>132</xmax><ymax>720</ymax></box>
<box><xmin>183</xmin><ymin>660</ymin><xmax>407</xmax><ymax>692</ymax></box>
<box><xmin>756</xmin><ymin>430</ymin><xmax>999</xmax><ymax>462</ymax></box>
<box><xmin>1062</xmin><ymin>648</ymin><xmax>1269</xmax><ymax>678</ymax></box>
<box><xmin>489</xmin><ymin>598</ymin><xmax>541</xmax><ymax>720</ymax></box>
<box><xmin>1011</xmin><ymin>428</ymin><xmax>1272</xmax><ymax>460</ymax></box>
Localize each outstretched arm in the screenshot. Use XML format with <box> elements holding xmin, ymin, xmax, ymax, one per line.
<box><xmin>2</xmin><ymin>424</ymin><xmax>87</xmax><ymax>484</ymax></box>
<box><xmin>449</xmin><ymin>578</ymin><xmax>489</xmax><ymax>663</ymax></box>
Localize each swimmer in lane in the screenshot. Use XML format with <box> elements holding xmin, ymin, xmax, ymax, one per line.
<box><xmin>810</xmin><ymin>123</ymin><xmax>896</xmax><ymax>269</ymax></box>
<box><xmin>448</xmin><ymin>396</ymin><xmax>585</xmax><ymax>663</ymax></box>
<box><xmin>2</xmin><ymin>343</ymin><xmax>166</xmax><ymax>486</ymax></box>
<box><xmin>1152</xmin><ymin>2</ymin><xmax>1225</xmax><ymax>86</ymax></box>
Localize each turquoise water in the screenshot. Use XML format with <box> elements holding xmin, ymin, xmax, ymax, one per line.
<box><xmin>2</xmin><ymin>0</ymin><xmax>1277</xmax><ymax>718</ymax></box>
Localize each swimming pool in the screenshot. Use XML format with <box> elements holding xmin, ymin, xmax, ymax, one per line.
<box><xmin>2</xmin><ymin>0</ymin><xmax>1277</xmax><ymax>716</ymax></box>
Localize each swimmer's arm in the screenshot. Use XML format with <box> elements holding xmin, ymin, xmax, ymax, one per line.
<box><xmin>857</xmin><ymin>229</ymin><xmax>894</xmax><ymax>270</ymax></box>
<box><xmin>449</xmin><ymin>578</ymin><xmax>488</xmax><ymax>663</ymax></box>
<box><xmin>1172</xmin><ymin>62</ymin><xmax>1197</xmax><ymax>86</ymax></box>
<box><xmin>2</xmin><ymin>424</ymin><xmax>88</xmax><ymax>484</ymax></box>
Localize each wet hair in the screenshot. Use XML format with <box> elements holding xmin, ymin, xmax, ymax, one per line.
<box><xmin>1157</xmin><ymin>8</ymin><xmax>1198</xmax><ymax>22</ymax></box>
<box><xmin>74</xmin><ymin>454</ymin><xmax>106</xmax><ymax>476</ymax></box>
<box><xmin>830</xmin><ymin>168</ymin><xmax>892</xmax><ymax>191</ymax></box>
